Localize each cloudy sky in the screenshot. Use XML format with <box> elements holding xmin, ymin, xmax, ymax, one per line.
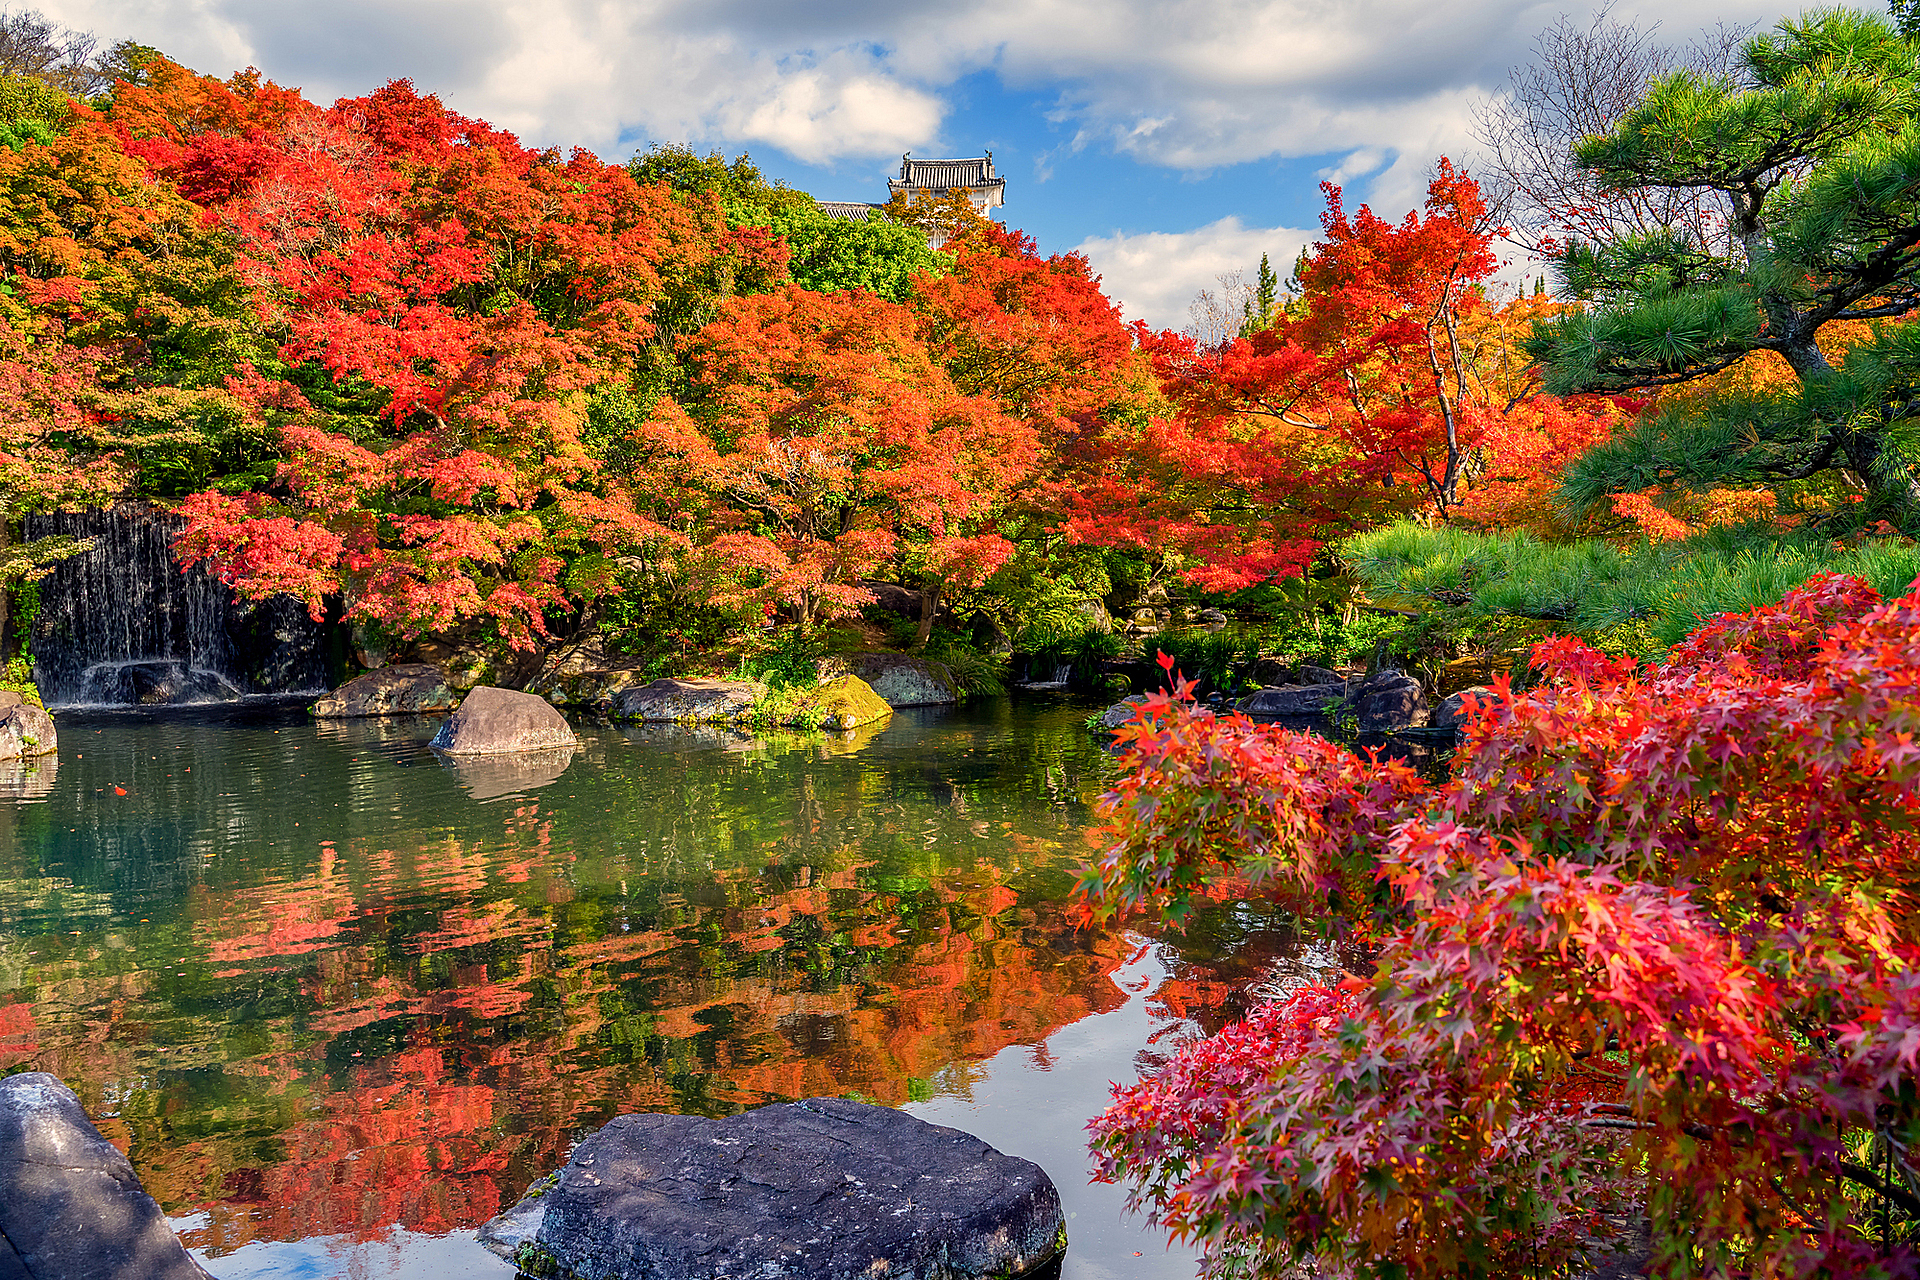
<box><xmin>47</xmin><ymin>0</ymin><xmax>1800</xmax><ymax>326</ymax></box>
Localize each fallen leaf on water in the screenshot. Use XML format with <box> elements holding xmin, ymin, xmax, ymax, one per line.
<box><xmin>114</xmin><ymin>786</ymin><xmax>127</xmax><ymax>796</ymax></box>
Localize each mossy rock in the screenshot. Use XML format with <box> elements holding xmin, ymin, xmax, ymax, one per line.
<box><xmin>787</xmin><ymin>675</ymin><xmax>892</xmax><ymax>731</ymax></box>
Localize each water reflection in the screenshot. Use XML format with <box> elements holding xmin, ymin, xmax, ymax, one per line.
<box><xmin>0</xmin><ymin>701</ymin><xmax>1289</xmax><ymax>1278</ymax></box>
<box><xmin>437</xmin><ymin>744</ymin><xmax>578</xmax><ymax>801</ymax></box>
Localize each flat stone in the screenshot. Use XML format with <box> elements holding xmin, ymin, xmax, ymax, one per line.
<box><xmin>0</xmin><ymin>1072</ymin><xmax>211</xmax><ymax>1280</ymax></box>
<box><xmin>830</xmin><ymin>653</ymin><xmax>958</xmax><ymax>707</ymax></box>
<box><xmin>478</xmin><ymin>1097</ymin><xmax>1065</xmax><ymax>1280</ymax></box>
<box><xmin>612</xmin><ymin>677</ymin><xmax>760</xmax><ymax>722</ymax></box>
<box><xmin>0</xmin><ymin>703</ymin><xmax>56</xmax><ymax>759</ymax></box>
<box><xmin>429</xmin><ymin>686</ymin><xmax>578</xmax><ymax>756</ymax></box>
<box><xmin>1236</xmin><ymin>684</ymin><xmax>1345</xmax><ymax>716</ymax></box>
<box><xmin>311</xmin><ymin>664</ymin><xmax>456</xmax><ymax>717</ymax></box>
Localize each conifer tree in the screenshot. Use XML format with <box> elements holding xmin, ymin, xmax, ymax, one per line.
<box><xmin>1533</xmin><ymin>10</ymin><xmax>1920</xmax><ymax>519</ymax></box>
<box><xmin>1252</xmin><ymin>252</ymin><xmax>1278</xmax><ymax>327</ymax></box>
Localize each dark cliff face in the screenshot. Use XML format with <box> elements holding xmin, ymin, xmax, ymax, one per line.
<box><xmin>27</xmin><ymin>504</ymin><xmax>342</xmax><ymax>709</ymax></box>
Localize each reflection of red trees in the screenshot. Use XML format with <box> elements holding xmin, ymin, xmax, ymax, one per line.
<box><xmin>0</xmin><ymin>1000</ymin><xmax>36</xmax><ymax>1064</ymax></box>
<box><xmin>10</xmin><ymin>829</ymin><xmax>1147</xmax><ymax>1255</ymax></box>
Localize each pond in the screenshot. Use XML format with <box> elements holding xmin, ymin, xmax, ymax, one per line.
<box><xmin>0</xmin><ymin>698</ymin><xmax>1313</xmax><ymax>1280</ymax></box>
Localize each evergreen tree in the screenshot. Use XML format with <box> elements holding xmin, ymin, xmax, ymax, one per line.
<box><xmin>1532</xmin><ymin>10</ymin><xmax>1920</xmax><ymax>519</ymax></box>
<box><xmin>1895</xmin><ymin>0</ymin><xmax>1920</xmax><ymax>42</ymax></box>
<box><xmin>1253</xmin><ymin>252</ymin><xmax>1278</xmax><ymax>323</ymax></box>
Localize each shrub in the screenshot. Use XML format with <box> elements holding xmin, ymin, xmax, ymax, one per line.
<box><xmin>1083</xmin><ymin>574</ymin><xmax>1920</xmax><ymax>1277</ymax></box>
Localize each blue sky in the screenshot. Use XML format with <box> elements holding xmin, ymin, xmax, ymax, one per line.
<box><xmin>50</xmin><ymin>0</ymin><xmax>1800</xmax><ymax>326</ymax></box>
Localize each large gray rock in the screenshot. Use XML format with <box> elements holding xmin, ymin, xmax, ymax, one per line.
<box><xmin>857</xmin><ymin>580</ymin><xmax>927</xmax><ymax>620</ymax></box>
<box><xmin>1431</xmin><ymin>686</ymin><xmax>1495</xmax><ymax>731</ymax></box>
<box><xmin>0</xmin><ymin>1072</ymin><xmax>212</xmax><ymax>1280</ymax></box>
<box><xmin>0</xmin><ymin>702</ymin><xmax>56</xmax><ymax>759</ymax></box>
<box><xmin>1097</xmin><ymin>694</ymin><xmax>1149</xmax><ymax>730</ymax></box>
<box><xmin>1342</xmin><ymin>669</ymin><xmax>1427</xmax><ymax>733</ymax></box>
<box><xmin>1242</xmin><ymin>658</ymin><xmax>1294</xmax><ymax>687</ymax></box>
<box><xmin>527</xmin><ymin>665</ymin><xmax>653</xmax><ymax>713</ymax></box>
<box><xmin>311</xmin><ymin>664</ymin><xmax>456</xmax><ymax>717</ymax></box>
<box><xmin>830</xmin><ymin>653</ymin><xmax>958</xmax><ymax>707</ymax></box>
<box><xmin>478</xmin><ymin>1098</ymin><xmax>1065</xmax><ymax>1280</ymax></box>
<box><xmin>1236</xmin><ymin>683</ymin><xmax>1346</xmax><ymax>716</ymax></box>
<box><xmin>1297</xmin><ymin>664</ymin><xmax>1345</xmax><ymax>685</ymax></box>
<box><xmin>612</xmin><ymin>677</ymin><xmax>760</xmax><ymax>722</ymax></box>
<box><xmin>73</xmin><ymin>661</ymin><xmax>240</xmax><ymax>706</ymax></box>
<box><xmin>429</xmin><ymin>686</ymin><xmax>578</xmax><ymax>756</ymax></box>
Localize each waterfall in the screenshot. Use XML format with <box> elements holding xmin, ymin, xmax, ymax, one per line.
<box><xmin>27</xmin><ymin>504</ymin><xmax>337</xmax><ymax>710</ymax></box>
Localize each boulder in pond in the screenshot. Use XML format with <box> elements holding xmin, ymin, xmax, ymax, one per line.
<box><xmin>612</xmin><ymin>677</ymin><xmax>759</xmax><ymax>722</ymax></box>
<box><xmin>0</xmin><ymin>702</ymin><xmax>56</xmax><ymax>759</ymax></box>
<box><xmin>478</xmin><ymin>1097</ymin><xmax>1065</xmax><ymax>1280</ymax></box>
<box><xmin>795</xmin><ymin>675</ymin><xmax>892</xmax><ymax>731</ymax></box>
<box><xmin>1431</xmin><ymin>685</ymin><xmax>1495</xmax><ymax>731</ymax></box>
<box><xmin>1297</xmin><ymin>664</ymin><xmax>1345</xmax><ymax>685</ymax></box>
<box><xmin>827</xmin><ymin>652</ymin><xmax>958</xmax><ymax>707</ymax></box>
<box><xmin>1242</xmin><ymin>657</ymin><xmax>1294</xmax><ymax>687</ymax></box>
<box><xmin>1097</xmin><ymin>694</ymin><xmax>1148</xmax><ymax>730</ymax></box>
<box><xmin>1236</xmin><ymin>683</ymin><xmax>1345</xmax><ymax>716</ymax></box>
<box><xmin>75</xmin><ymin>660</ymin><xmax>240</xmax><ymax>707</ymax></box>
<box><xmin>429</xmin><ymin>686</ymin><xmax>578</xmax><ymax>755</ymax></box>
<box><xmin>1342</xmin><ymin>669</ymin><xmax>1427</xmax><ymax>733</ymax></box>
<box><xmin>311</xmin><ymin>664</ymin><xmax>456</xmax><ymax>717</ymax></box>
<box><xmin>0</xmin><ymin>1072</ymin><xmax>213</xmax><ymax>1280</ymax></box>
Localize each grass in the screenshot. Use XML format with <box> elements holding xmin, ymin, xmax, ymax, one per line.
<box><xmin>1343</xmin><ymin>520</ymin><xmax>1920</xmax><ymax>653</ymax></box>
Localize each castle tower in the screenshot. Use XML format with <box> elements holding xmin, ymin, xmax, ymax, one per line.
<box><xmin>887</xmin><ymin>152</ymin><xmax>1006</xmax><ymax>215</ymax></box>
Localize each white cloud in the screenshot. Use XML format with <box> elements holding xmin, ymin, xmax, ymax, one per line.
<box><xmin>42</xmin><ymin>0</ymin><xmax>1798</xmax><ymax>190</ymax></box>
<box><xmin>1074</xmin><ymin>215</ymin><xmax>1313</xmax><ymax>331</ymax></box>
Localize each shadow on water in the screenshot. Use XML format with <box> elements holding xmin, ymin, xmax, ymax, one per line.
<box><xmin>0</xmin><ymin>696</ymin><xmax>1324</xmax><ymax>1280</ymax></box>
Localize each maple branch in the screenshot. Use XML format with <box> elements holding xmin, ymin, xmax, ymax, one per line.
<box><xmin>1840</xmin><ymin>1160</ymin><xmax>1920</xmax><ymax>1219</ymax></box>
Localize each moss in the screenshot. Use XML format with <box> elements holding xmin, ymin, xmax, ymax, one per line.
<box><xmin>508</xmin><ymin>1240</ymin><xmax>568</xmax><ymax>1278</ymax></box>
<box><xmin>793</xmin><ymin>675</ymin><xmax>892</xmax><ymax>730</ymax></box>
<box><xmin>747</xmin><ymin>674</ymin><xmax>892</xmax><ymax>730</ymax></box>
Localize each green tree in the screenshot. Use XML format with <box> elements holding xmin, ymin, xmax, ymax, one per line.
<box><xmin>1247</xmin><ymin>251</ymin><xmax>1278</xmax><ymax>331</ymax></box>
<box><xmin>767</xmin><ymin>204</ymin><xmax>951</xmax><ymax>302</ymax></box>
<box><xmin>1534</xmin><ymin>10</ymin><xmax>1920</xmax><ymax>519</ymax></box>
<box><xmin>628</xmin><ymin>142</ymin><xmax>813</xmax><ymax>219</ymax></box>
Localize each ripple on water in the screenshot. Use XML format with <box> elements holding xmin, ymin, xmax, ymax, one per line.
<box><xmin>1</xmin><ymin>699</ymin><xmax>1309</xmax><ymax>1280</ymax></box>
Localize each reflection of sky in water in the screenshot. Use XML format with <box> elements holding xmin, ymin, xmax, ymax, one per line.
<box><xmin>1</xmin><ymin>699</ymin><xmax>1301</xmax><ymax>1279</ymax></box>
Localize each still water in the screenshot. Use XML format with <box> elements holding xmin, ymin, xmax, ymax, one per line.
<box><xmin>0</xmin><ymin>699</ymin><xmax>1306</xmax><ymax>1280</ymax></box>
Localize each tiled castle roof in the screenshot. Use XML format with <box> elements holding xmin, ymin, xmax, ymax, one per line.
<box><xmin>817</xmin><ymin>201</ymin><xmax>882</xmax><ymax>221</ymax></box>
<box><xmin>888</xmin><ymin>153</ymin><xmax>1005</xmax><ymax>194</ymax></box>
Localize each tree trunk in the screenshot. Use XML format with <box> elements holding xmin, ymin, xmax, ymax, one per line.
<box><xmin>914</xmin><ymin>582</ymin><xmax>941</xmax><ymax>649</ymax></box>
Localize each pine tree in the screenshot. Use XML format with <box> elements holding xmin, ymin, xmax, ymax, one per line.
<box><xmin>1532</xmin><ymin>9</ymin><xmax>1920</xmax><ymax>519</ymax></box>
<box><xmin>1254</xmin><ymin>252</ymin><xmax>1278</xmax><ymax>324</ymax></box>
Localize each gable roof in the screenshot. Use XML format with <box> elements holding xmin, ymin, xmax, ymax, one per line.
<box><xmin>889</xmin><ymin>154</ymin><xmax>1004</xmax><ymax>192</ymax></box>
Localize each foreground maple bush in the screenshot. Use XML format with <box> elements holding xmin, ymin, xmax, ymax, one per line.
<box><xmin>1083</xmin><ymin>573</ymin><xmax>1920</xmax><ymax>1277</ymax></box>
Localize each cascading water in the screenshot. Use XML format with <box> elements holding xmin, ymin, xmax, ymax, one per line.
<box><xmin>27</xmin><ymin>504</ymin><xmax>338</xmax><ymax>710</ymax></box>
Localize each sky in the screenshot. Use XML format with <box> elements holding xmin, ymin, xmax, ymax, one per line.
<box><xmin>45</xmin><ymin>0</ymin><xmax>1803</xmax><ymax>328</ymax></box>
